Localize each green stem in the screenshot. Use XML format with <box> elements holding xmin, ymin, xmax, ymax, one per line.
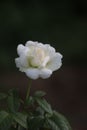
<box><xmin>26</xmin><ymin>79</ymin><xmax>32</xmax><ymax>100</ymax></box>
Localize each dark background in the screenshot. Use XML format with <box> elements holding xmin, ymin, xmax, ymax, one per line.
<box><xmin>0</xmin><ymin>0</ymin><xmax>87</xmax><ymax>130</ymax></box>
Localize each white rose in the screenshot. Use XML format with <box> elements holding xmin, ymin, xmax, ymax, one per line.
<box><xmin>15</xmin><ymin>41</ymin><xmax>63</xmax><ymax>79</ymax></box>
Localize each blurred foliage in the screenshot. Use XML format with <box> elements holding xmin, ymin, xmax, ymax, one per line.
<box><xmin>0</xmin><ymin>0</ymin><xmax>87</xmax><ymax>69</ymax></box>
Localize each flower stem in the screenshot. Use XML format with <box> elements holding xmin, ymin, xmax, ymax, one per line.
<box><xmin>26</xmin><ymin>79</ymin><xmax>32</xmax><ymax>100</ymax></box>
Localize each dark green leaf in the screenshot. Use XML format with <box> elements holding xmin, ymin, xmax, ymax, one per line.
<box><xmin>27</xmin><ymin>115</ymin><xmax>44</xmax><ymax>130</ymax></box>
<box><xmin>13</xmin><ymin>112</ymin><xmax>27</xmax><ymax>128</ymax></box>
<box><xmin>35</xmin><ymin>98</ymin><xmax>53</xmax><ymax>114</ymax></box>
<box><xmin>50</xmin><ymin>111</ymin><xmax>72</xmax><ymax>130</ymax></box>
<box><xmin>0</xmin><ymin>111</ymin><xmax>9</xmax><ymax>124</ymax></box>
<box><xmin>0</xmin><ymin>111</ymin><xmax>12</xmax><ymax>130</ymax></box>
<box><xmin>47</xmin><ymin>118</ymin><xmax>60</xmax><ymax>130</ymax></box>
<box><xmin>7</xmin><ymin>89</ymin><xmax>20</xmax><ymax>113</ymax></box>
<box><xmin>10</xmin><ymin>125</ymin><xmax>25</xmax><ymax>130</ymax></box>
<box><xmin>34</xmin><ymin>91</ymin><xmax>46</xmax><ymax>97</ymax></box>
<box><xmin>36</xmin><ymin>107</ymin><xmax>45</xmax><ymax>116</ymax></box>
<box><xmin>0</xmin><ymin>93</ymin><xmax>7</xmax><ymax>100</ymax></box>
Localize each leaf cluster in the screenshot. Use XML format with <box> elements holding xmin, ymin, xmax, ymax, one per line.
<box><xmin>0</xmin><ymin>89</ymin><xmax>72</xmax><ymax>130</ymax></box>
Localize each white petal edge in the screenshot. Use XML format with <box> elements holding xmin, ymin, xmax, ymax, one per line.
<box><xmin>15</xmin><ymin>58</ymin><xmax>21</xmax><ymax>68</ymax></box>
<box><xmin>25</xmin><ymin>41</ymin><xmax>38</xmax><ymax>47</ymax></box>
<box><xmin>47</xmin><ymin>53</ymin><xmax>63</xmax><ymax>71</ymax></box>
<box><xmin>25</xmin><ymin>69</ymin><xmax>40</xmax><ymax>79</ymax></box>
<box><xmin>15</xmin><ymin>55</ymin><xmax>29</xmax><ymax>70</ymax></box>
<box><xmin>40</xmin><ymin>68</ymin><xmax>52</xmax><ymax>79</ymax></box>
<box><xmin>26</xmin><ymin>41</ymin><xmax>46</xmax><ymax>50</ymax></box>
<box><xmin>17</xmin><ymin>44</ymin><xmax>29</xmax><ymax>57</ymax></box>
<box><xmin>17</xmin><ymin>44</ymin><xmax>25</xmax><ymax>56</ymax></box>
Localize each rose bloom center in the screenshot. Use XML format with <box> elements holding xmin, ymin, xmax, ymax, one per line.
<box><xmin>29</xmin><ymin>47</ymin><xmax>46</xmax><ymax>68</ymax></box>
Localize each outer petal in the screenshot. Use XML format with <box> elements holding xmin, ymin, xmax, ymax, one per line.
<box><xmin>44</xmin><ymin>44</ymin><xmax>55</xmax><ymax>56</ymax></box>
<box><xmin>15</xmin><ymin>58</ymin><xmax>25</xmax><ymax>72</ymax></box>
<box><xmin>15</xmin><ymin>58</ymin><xmax>21</xmax><ymax>69</ymax></box>
<box><xmin>15</xmin><ymin>55</ymin><xmax>29</xmax><ymax>70</ymax></box>
<box><xmin>26</xmin><ymin>41</ymin><xmax>46</xmax><ymax>50</ymax></box>
<box><xmin>40</xmin><ymin>68</ymin><xmax>52</xmax><ymax>79</ymax></box>
<box><xmin>17</xmin><ymin>44</ymin><xmax>25</xmax><ymax>56</ymax></box>
<box><xmin>47</xmin><ymin>53</ymin><xmax>63</xmax><ymax>71</ymax></box>
<box><xmin>17</xmin><ymin>44</ymin><xmax>29</xmax><ymax>56</ymax></box>
<box><xmin>25</xmin><ymin>69</ymin><xmax>40</xmax><ymax>79</ymax></box>
<box><xmin>25</xmin><ymin>41</ymin><xmax>38</xmax><ymax>47</ymax></box>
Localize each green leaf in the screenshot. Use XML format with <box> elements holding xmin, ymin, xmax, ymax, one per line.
<box><xmin>10</xmin><ymin>125</ymin><xmax>25</xmax><ymax>130</ymax></box>
<box><xmin>0</xmin><ymin>111</ymin><xmax>12</xmax><ymax>130</ymax></box>
<box><xmin>35</xmin><ymin>98</ymin><xmax>53</xmax><ymax>114</ymax></box>
<box><xmin>7</xmin><ymin>89</ymin><xmax>20</xmax><ymax>113</ymax></box>
<box><xmin>13</xmin><ymin>112</ymin><xmax>27</xmax><ymax>128</ymax></box>
<box><xmin>0</xmin><ymin>111</ymin><xmax>9</xmax><ymax>124</ymax></box>
<box><xmin>47</xmin><ymin>118</ymin><xmax>60</xmax><ymax>130</ymax></box>
<box><xmin>34</xmin><ymin>91</ymin><xmax>46</xmax><ymax>97</ymax></box>
<box><xmin>0</xmin><ymin>93</ymin><xmax>7</xmax><ymax>100</ymax></box>
<box><xmin>50</xmin><ymin>111</ymin><xmax>72</xmax><ymax>130</ymax></box>
<box><xmin>27</xmin><ymin>115</ymin><xmax>44</xmax><ymax>130</ymax></box>
<box><xmin>36</xmin><ymin>107</ymin><xmax>45</xmax><ymax>116</ymax></box>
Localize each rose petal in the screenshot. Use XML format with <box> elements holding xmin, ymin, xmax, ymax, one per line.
<box><xmin>17</xmin><ymin>44</ymin><xmax>29</xmax><ymax>57</ymax></box>
<box><xmin>25</xmin><ymin>41</ymin><xmax>38</xmax><ymax>47</ymax></box>
<box><xmin>25</xmin><ymin>69</ymin><xmax>40</xmax><ymax>79</ymax></box>
<box><xmin>17</xmin><ymin>44</ymin><xmax>25</xmax><ymax>56</ymax></box>
<box><xmin>15</xmin><ymin>55</ymin><xmax>29</xmax><ymax>70</ymax></box>
<box><xmin>41</xmin><ymin>56</ymin><xmax>50</xmax><ymax>67</ymax></box>
<box><xmin>47</xmin><ymin>53</ymin><xmax>63</xmax><ymax>71</ymax></box>
<box><xmin>15</xmin><ymin>58</ymin><xmax>21</xmax><ymax>68</ymax></box>
<box><xmin>40</xmin><ymin>68</ymin><xmax>52</xmax><ymax>79</ymax></box>
<box><xmin>44</xmin><ymin>44</ymin><xmax>55</xmax><ymax>56</ymax></box>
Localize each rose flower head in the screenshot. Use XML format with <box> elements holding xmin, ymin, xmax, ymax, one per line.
<box><xmin>15</xmin><ymin>41</ymin><xmax>63</xmax><ymax>79</ymax></box>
